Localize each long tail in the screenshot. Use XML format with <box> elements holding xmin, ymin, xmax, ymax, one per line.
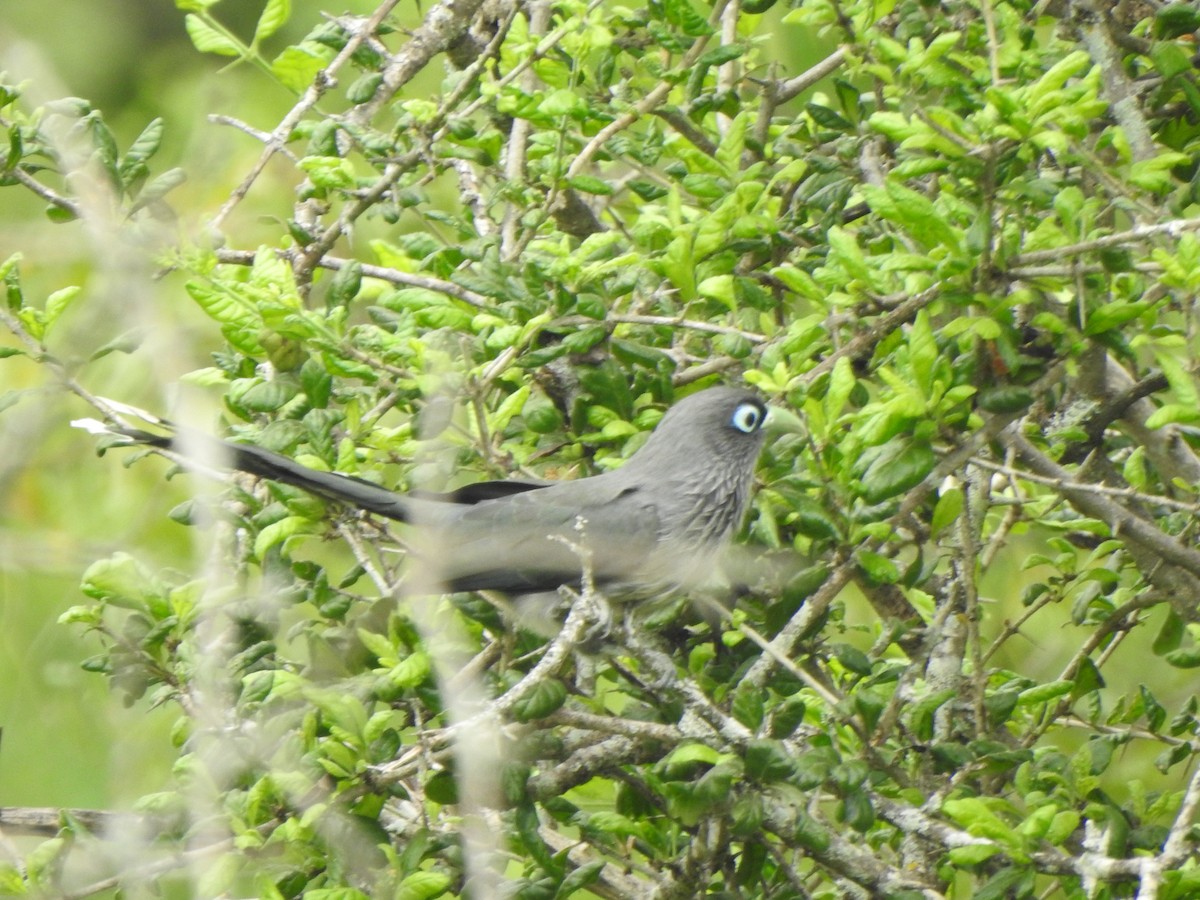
<box><xmin>73</xmin><ymin>417</ymin><xmax>413</xmax><ymax>522</ymax></box>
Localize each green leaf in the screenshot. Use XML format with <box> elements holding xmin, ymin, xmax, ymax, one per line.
<box><xmin>628</xmin><ymin>180</ymin><xmax>669</xmax><ymax>201</ymax></box>
<box><xmin>0</xmin><ymin>861</ymin><xmax>26</xmax><ymax>894</ymax></box>
<box><xmin>1117</xmin><ymin>444</ymin><xmax>1146</xmax><ymax>490</ymax></box>
<box><xmin>395</xmin><ymin>870</ymin><xmax>452</xmax><ymax>900</ymax></box>
<box><xmin>1044</xmin><ymin>810</ymin><xmax>1081</xmax><ymax>846</ymax></box>
<box><xmin>45</xmin><ymin>204</ymin><xmax>79</xmax><ymax>223</ymax></box>
<box><xmin>271</xmin><ymin>42</ymin><xmax>337</xmax><ymax>92</ymax></box>
<box><xmin>856</xmin><ymin>550</ymin><xmax>899</xmax><ymax>584</ymax></box>
<box><xmin>789</xmin><ymin>497</ymin><xmax>840</xmax><ymax>540</ymax></box>
<box><xmin>975</xmin><ymin>867</ymin><xmax>1034</xmax><ymax>900</ymax></box>
<box><xmin>824</xmin><ymin>356</ymin><xmax>856</xmax><ymax>421</ymax></box>
<box><xmin>807</xmin><ymin>102</ymin><xmax>851</xmax><ymax>131</ymax></box>
<box><xmin>1084</xmin><ymin>299</ymin><xmax>1155</xmax><ymax>335</ymax></box>
<box><xmin>730</xmin><ymin>793</ymin><xmax>765</xmax><ymax>837</ymax></box>
<box><xmin>657</xmin><ymin>234</ymin><xmax>695</xmax><ymax>300</ymax></box>
<box><xmin>326</xmin><ymin>260</ymin><xmax>362</xmax><ymax>307</ymax></box>
<box><xmin>908</xmin><ymin>308</ymin><xmax>937</xmax><ymax>393</ymax></box>
<box><xmin>299</xmin><ymin>156</ymin><xmax>357</xmax><ymax>190</ymax></box>
<box><xmin>254</xmin><ymin>0</ymin><xmax>291</xmax><ymax>44</ymax></box>
<box><xmin>716</xmin><ymin>113</ymin><xmax>749</xmax><ymax>173</ymax></box>
<box><xmin>839</xmin><ymin>788</ymin><xmax>874</xmax><ymax>831</ymax></box>
<box><xmin>184</xmin><ymin>14</ymin><xmax>242</xmax><ymax>56</ymax></box>
<box><xmin>42</xmin><ymin>286</ymin><xmax>81</xmax><ymax>333</ymax></box>
<box><xmin>1164</xmin><ymin>647</ymin><xmax>1200</xmax><ymax>668</ymax></box>
<box><xmin>556</xmin><ymin>861</ymin><xmax>604</xmax><ymax>898</ymax></box>
<box><xmin>424</xmin><ymin>771</ymin><xmax>458</xmax><ymax>805</ymax></box>
<box><xmin>132</xmin><ymin>167</ymin><xmax>187</xmax><ymax>208</ymax></box>
<box><xmin>587</xmin><ymin>810</ymin><xmax>643</xmax><ymax>838</ymax></box>
<box><xmin>1153</xmin><ymin>349</ymin><xmax>1199</xmax><ymax>407</ymax></box>
<box><xmin>771</xmin><ymin>264</ymin><xmax>822</xmax><ymax>300</ymax></box>
<box><xmin>562</xmin><ymin>324</ymin><xmax>607</xmax><ymax>354</ymax></box>
<box><xmin>1129</xmin><ymin>152</ymin><xmax>1190</xmax><ymax>193</ymax></box>
<box><xmin>743</xmin><ymin>739</ymin><xmax>795</xmax><ymax>782</ymax></box>
<box><xmin>3</xmin><ymin>123</ymin><xmax>21</xmax><ymax>172</ymax></box>
<box><xmin>357</xmin><ymin>628</ymin><xmax>395</xmax><ymax>663</ymax></box>
<box><xmin>826</xmin><ymin>226</ymin><xmax>871</xmax><ymax>283</ymax></box>
<box><xmin>946</xmin><ymin>843</ymin><xmax>1001</xmax><ymax>865</ymax></box>
<box><xmin>868</xmin><ymin>111</ymin><xmax>919</xmax><ymax>142</ymax></box>
<box><xmin>862</xmin><ymin>181</ymin><xmax>960</xmax><ymax>251</ymax></box>
<box><xmin>1026</xmin><ymin>50</ymin><xmax>1091</xmax><ymax>108</ymax></box>
<box><xmin>661</xmin><ymin>743</ymin><xmax>723</xmax><ymax>771</ymax></box>
<box><xmin>1145</xmin><ymin>403</ymin><xmax>1200</xmax><ymax>430</ymax></box>
<box><xmin>611</xmin><ymin>338</ymin><xmax>670</xmax><ymax>370</ymax></box>
<box><xmin>119</xmin><ymin>117</ymin><xmax>164</xmax><ymax>183</ymax></box>
<box><xmin>768</xmin><ymin>696</ymin><xmax>806</xmax><ymax>738</ymax></box>
<box><xmin>697</xmin><ymin>274</ymin><xmax>735</xmax><ymax>309</ymax></box>
<box><xmin>567</xmin><ymin>175</ymin><xmax>613</xmax><ymax>195</ymax></box>
<box><xmin>489</xmin><ymin>385</ymin><xmax>530</xmax><ymax>434</ymax></box>
<box><xmin>1153</xmin><ymin>609</ymin><xmax>1185</xmax><ymax>655</ymax></box>
<box><xmin>731</xmin><ymin>682</ymin><xmax>764</xmax><ymax>730</ymax></box>
<box><xmin>858</xmin><ymin>437</ymin><xmax>937</xmax><ymax>503</ymax></box>
<box><xmin>1017</xmin><ymin>680</ymin><xmax>1073</xmax><ymax>705</ymax></box>
<box><xmin>698</xmin><ymin>43</ymin><xmax>747</xmax><ymax>67</ymax></box>
<box><xmin>81</xmin><ymin>553</ymin><xmax>161</xmax><ymax>605</ymax></box>
<box><xmin>185</xmin><ymin>281</ymin><xmax>263</xmax><ymax>354</ymax></box>
<box><xmin>833</xmin><ymin>643</ymin><xmax>872</xmax><ymax>676</ymax></box>
<box><xmin>906</xmin><ymin>688</ymin><xmax>957</xmax><ymax>741</ymax></box>
<box><xmin>1150</xmin><ymin>40</ymin><xmax>1194</xmax><ymax>79</ymax></box>
<box><xmin>978</xmin><ymin>386</ymin><xmax>1034</xmax><ymax>413</ymax></box>
<box><xmin>661</xmin><ymin>0</ymin><xmax>711</xmax><ymax>35</ymax></box>
<box><xmin>694</xmin><ymin>763</ymin><xmax>735</xmax><ymax>806</ymax></box>
<box><xmin>943</xmin><ymin>797</ymin><xmax>1018</xmax><ymax>843</ymax></box>
<box><xmin>85</xmin><ymin>113</ymin><xmax>119</xmax><ymax>177</ymax></box>
<box><xmin>539</xmin><ymin>88</ymin><xmax>584</xmax><ymax>117</ymax></box>
<box><xmin>510</xmin><ymin>678</ymin><xmax>568</xmax><ymax>722</ymax></box>
<box><xmin>253</xmin><ymin>515</ymin><xmax>316</xmax><ymax>559</ymax></box>
<box><xmin>682</xmin><ymin>174</ymin><xmax>727</xmax><ymax>200</ymax></box>
<box><xmin>390</xmin><ymin>651</ymin><xmax>431</xmax><ymax>689</ymax></box>
<box><xmin>930</xmin><ymin>486</ymin><xmax>963</xmax><ymax>537</ymax></box>
<box><xmin>16</xmin><ymin>308</ymin><xmax>44</xmax><ymax>341</ymax></box>
<box><xmin>236</xmin><ymin>379</ymin><xmax>298</xmax><ymax>412</ymax></box>
<box><xmin>346</xmin><ymin>72</ymin><xmax>384</xmax><ymax>105</ymax></box>
<box><xmin>792</xmin><ymin>809</ymin><xmax>831</xmax><ymax>851</ymax></box>
<box><xmin>2</xmin><ymin>253</ymin><xmax>24</xmax><ymax>303</ymax></box>
<box><xmin>1070</xmin><ymin>657</ymin><xmax>1104</xmax><ymax>699</ymax></box>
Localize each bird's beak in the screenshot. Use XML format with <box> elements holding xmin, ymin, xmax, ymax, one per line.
<box><xmin>764</xmin><ymin>405</ymin><xmax>805</xmax><ymax>436</ymax></box>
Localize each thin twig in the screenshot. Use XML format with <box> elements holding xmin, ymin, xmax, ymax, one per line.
<box><xmin>1008</xmin><ymin>218</ymin><xmax>1200</xmax><ymax>268</ymax></box>
<box><xmin>6</xmin><ymin>165</ymin><xmax>84</xmax><ymax>218</ymax></box>
<box><xmin>566</xmin><ymin>0</ymin><xmax>732</xmax><ymax>180</ymax></box>
<box><xmin>967</xmin><ymin>455</ymin><xmax>1200</xmax><ymax>516</ymax></box>
<box><xmin>214</xmin><ymin>247</ymin><xmax>492</xmax><ymax>308</ymax></box>
<box><xmin>211</xmin><ymin>0</ymin><xmax>403</xmax><ymax>229</ymax></box>
<box><xmin>775</xmin><ymin>47</ymin><xmax>848</xmax><ymax>104</ymax></box>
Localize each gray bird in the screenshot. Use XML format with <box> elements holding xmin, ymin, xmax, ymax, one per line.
<box><xmin>75</xmin><ymin>386</ymin><xmax>771</xmax><ymax>597</ymax></box>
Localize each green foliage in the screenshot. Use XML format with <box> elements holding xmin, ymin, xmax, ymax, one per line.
<box><xmin>7</xmin><ymin>0</ymin><xmax>1200</xmax><ymax>896</ymax></box>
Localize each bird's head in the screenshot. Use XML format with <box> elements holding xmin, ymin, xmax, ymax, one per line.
<box><xmin>623</xmin><ymin>386</ymin><xmax>771</xmax><ymax>478</ymax></box>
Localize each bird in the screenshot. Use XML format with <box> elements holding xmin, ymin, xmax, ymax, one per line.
<box><xmin>74</xmin><ymin>386</ymin><xmax>772</xmax><ymax>599</ymax></box>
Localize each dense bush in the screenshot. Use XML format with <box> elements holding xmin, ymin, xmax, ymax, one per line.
<box><xmin>5</xmin><ymin>0</ymin><xmax>1200</xmax><ymax>896</ymax></box>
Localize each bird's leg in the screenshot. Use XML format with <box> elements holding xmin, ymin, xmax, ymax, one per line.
<box><xmin>555</xmin><ymin>581</ymin><xmax>613</xmax><ymax>649</ymax></box>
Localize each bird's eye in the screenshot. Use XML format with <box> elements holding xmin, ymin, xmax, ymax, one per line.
<box><xmin>730</xmin><ymin>402</ymin><xmax>764</xmax><ymax>434</ymax></box>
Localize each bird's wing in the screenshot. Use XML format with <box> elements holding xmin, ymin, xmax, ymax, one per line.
<box><xmin>408</xmin><ymin>479</ymin><xmax>549</xmax><ymax>505</ymax></box>
<box><xmin>420</xmin><ymin>478</ymin><xmax>664</xmax><ymax>594</ymax></box>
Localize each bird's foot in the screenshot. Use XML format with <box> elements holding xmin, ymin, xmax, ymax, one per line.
<box><xmin>556</xmin><ymin>584</ymin><xmax>615</xmax><ymax>651</ymax></box>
